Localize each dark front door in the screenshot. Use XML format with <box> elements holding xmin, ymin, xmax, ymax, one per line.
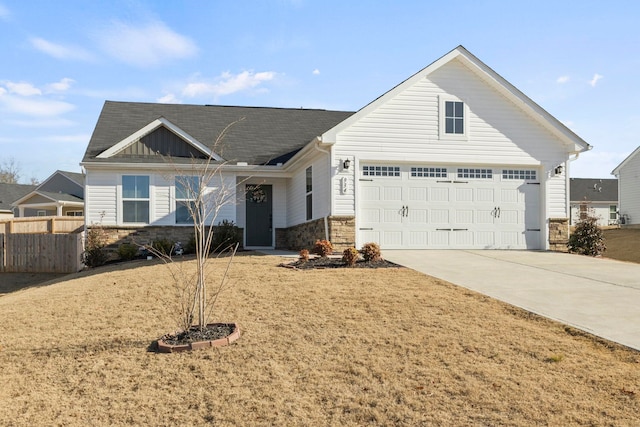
<box><xmin>245</xmin><ymin>184</ymin><xmax>273</xmax><ymax>246</ymax></box>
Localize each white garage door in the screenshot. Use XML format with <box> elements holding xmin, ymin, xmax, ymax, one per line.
<box><xmin>358</xmin><ymin>165</ymin><xmax>541</xmax><ymax>249</ymax></box>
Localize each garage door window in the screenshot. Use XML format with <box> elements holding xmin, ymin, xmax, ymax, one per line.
<box><xmin>362</xmin><ymin>165</ymin><xmax>400</xmax><ymax>177</ymax></box>
<box><xmin>411</xmin><ymin>167</ymin><xmax>448</xmax><ymax>178</ymax></box>
<box><xmin>457</xmin><ymin>168</ymin><xmax>492</xmax><ymax>179</ymax></box>
<box><xmin>502</xmin><ymin>169</ymin><xmax>537</xmax><ymax>180</ymax></box>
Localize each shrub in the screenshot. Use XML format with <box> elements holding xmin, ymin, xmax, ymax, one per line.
<box><xmin>212</xmin><ymin>220</ymin><xmax>242</xmax><ymax>252</ymax></box>
<box><xmin>313</xmin><ymin>239</ymin><xmax>334</xmax><ymax>257</ymax></box>
<box><xmin>152</xmin><ymin>238</ymin><xmax>175</xmax><ymax>256</ymax></box>
<box><xmin>82</xmin><ymin>225</ymin><xmax>109</xmax><ymax>268</ymax></box>
<box><xmin>360</xmin><ymin>242</ymin><xmax>382</xmax><ymax>262</ymax></box>
<box><xmin>342</xmin><ymin>247</ymin><xmax>360</xmax><ymax>267</ymax></box>
<box><xmin>117</xmin><ymin>243</ymin><xmax>139</xmax><ymax>261</ymax></box>
<box><xmin>567</xmin><ymin>214</ymin><xmax>606</xmax><ymax>256</ymax></box>
<box><xmin>299</xmin><ymin>249</ymin><xmax>310</xmax><ymax>262</ymax></box>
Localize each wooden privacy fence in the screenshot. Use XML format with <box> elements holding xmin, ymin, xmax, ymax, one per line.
<box><xmin>0</xmin><ymin>232</ymin><xmax>84</xmax><ymax>273</ymax></box>
<box><xmin>0</xmin><ymin>216</ymin><xmax>84</xmax><ymax>234</ymax></box>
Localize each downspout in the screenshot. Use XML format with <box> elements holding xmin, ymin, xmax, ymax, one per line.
<box><xmin>313</xmin><ymin>138</ymin><xmax>331</xmax><ymax>241</ymax></box>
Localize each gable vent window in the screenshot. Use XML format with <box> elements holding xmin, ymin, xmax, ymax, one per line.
<box><xmin>122</xmin><ymin>175</ymin><xmax>149</xmax><ymax>223</ymax></box>
<box><xmin>362</xmin><ymin>165</ymin><xmax>400</xmax><ymax>177</ymax></box>
<box><xmin>411</xmin><ymin>167</ymin><xmax>447</xmax><ymax>178</ymax></box>
<box><xmin>445</xmin><ymin>101</ymin><xmax>464</xmax><ymax>134</ymax></box>
<box><xmin>457</xmin><ymin>168</ymin><xmax>492</xmax><ymax>179</ymax></box>
<box><xmin>502</xmin><ymin>169</ymin><xmax>537</xmax><ymax>180</ymax></box>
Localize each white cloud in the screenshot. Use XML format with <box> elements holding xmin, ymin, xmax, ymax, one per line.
<box><xmin>46</xmin><ymin>78</ymin><xmax>75</xmax><ymax>93</ymax></box>
<box><xmin>30</xmin><ymin>37</ymin><xmax>93</xmax><ymax>61</ymax></box>
<box><xmin>589</xmin><ymin>73</ymin><xmax>603</xmax><ymax>87</ymax></box>
<box><xmin>182</xmin><ymin>71</ymin><xmax>276</xmax><ymax>98</ymax></box>
<box><xmin>5</xmin><ymin>81</ymin><xmax>41</xmax><ymax>96</ymax></box>
<box><xmin>312</xmin><ymin>69</ymin><xmax>320</xmax><ymax>75</ymax></box>
<box><xmin>157</xmin><ymin>93</ymin><xmax>181</xmax><ymax>104</ymax></box>
<box><xmin>97</xmin><ymin>20</ymin><xmax>198</xmax><ymax>67</ymax></box>
<box><xmin>556</xmin><ymin>75</ymin><xmax>569</xmax><ymax>84</ymax></box>
<box><xmin>0</xmin><ymin>94</ymin><xmax>75</xmax><ymax>116</ymax></box>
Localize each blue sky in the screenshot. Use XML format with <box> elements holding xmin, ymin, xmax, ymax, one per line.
<box><xmin>0</xmin><ymin>0</ymin><xmax>638</xmax><ymax>182</ymax></box>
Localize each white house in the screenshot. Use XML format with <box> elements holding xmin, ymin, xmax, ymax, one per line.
<box><xmin>569</xmin><ymin>178</ymin><xmax>618</xmax><ymax>226</ymax></box>
<box><xmin>81</xmin><ymin>46</ymin><xmax>591</xmax><ymax>251</ymax></box>
<box><xmin>612</xmin><ymin>146</ymin><xmax>640</xmax><ymax>226</ymax></box>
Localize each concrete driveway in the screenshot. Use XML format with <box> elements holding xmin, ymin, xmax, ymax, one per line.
<box><xmin>383</xmin><ymin>250</ymin><xmax>640</xmax><ymax>352</ymax></box>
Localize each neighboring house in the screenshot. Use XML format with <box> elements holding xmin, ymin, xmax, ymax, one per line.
<box><xmin>569</xmin><ymin>178</ymin><xmax>618</xmax><ymax>226</ymax></box>
<box><xmin>12</xmin><ymin>170</ymin><xmax>84</xmax><ymax>217</ymax></box>
<box><xmin>612</xmin><ymin>146</ymin><xmax>640</xmax><ymax>226</ymax></box>
<box><xmin>0</xmin><ymin>183</ymin><xmax>37</xmax><ymax>219</ymax></box>
<box><xmin>81</xmin><ymin>46</ymin><xmax>591</xmax><ymax>251</ymax></box>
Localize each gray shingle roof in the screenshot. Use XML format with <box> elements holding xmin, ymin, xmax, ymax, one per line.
<box><xmin>56</xmin><ymin>170</ymin><xmax>85</xmax><ymax>186</ymax></box>
<box><xmin>570</xmin><ymin>178</ymin><xmax>618</xmax><ymax>202</ymax></box>
<box><xmin>0</xmin><ymin>183</ymin><xmax>37</xmax><ymax>212</ymax></box>
<box><xmin>83</xmin><ymin>101</ymin><xmax>354</xmax><ymax>165</ymax></box>
<box><xmin>36</xmin><ymin>191</ymin><xmax>84</xmax><ymax>204</ymax></box>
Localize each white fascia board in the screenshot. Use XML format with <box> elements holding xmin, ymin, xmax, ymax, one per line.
<box><xmin>11</xmin><ymin>190</ymin><xmax>58</xmax><ymax>207</ymax></box>
<box><xmin>81</xmin><ymin>161</ymin><xmax>291</xmax><ymax>178</ymax></box>
<box><xmin>96</xmin><ymin>117</ymin><xmax>221</xmax><ymax>160</ymax></box>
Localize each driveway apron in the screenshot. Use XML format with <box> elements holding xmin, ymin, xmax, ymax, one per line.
<box><xmin>383</xmin><ymin>250</ymin><xmax>640</xmax><ymax>352</ymax></box>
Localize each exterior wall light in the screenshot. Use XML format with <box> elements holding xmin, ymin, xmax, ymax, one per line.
<box><xmin>554</xmin><ymin>165</ymin><xmax>563</xmax><ymax>175</ymax></box>
<box><xmin>343</xmin><ymin>159</ymin><xmax>351</xmax><ymax>170</ymax></box>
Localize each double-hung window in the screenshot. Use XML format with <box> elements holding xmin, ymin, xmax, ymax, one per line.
<box><xmin>306</xmin><ymin>166</ymin><xmax>313</xmax><ymax>221</ymax></box>
<box><xmin>122</xmin><ymin>175</ymin><xmax>149</xmax><ymax>223</ymax></box>
<box><xmin>440</xmin><ymin>97</ymin><xmax>466</xmax><ymax>139</ymax></box>
<box><xmin>175</xmin><ymin>176</ymin><xmax>200</xmax><ymax>224</ymax></box>
<box><xmin>445</xmin><ymin>101</ymin><xmax>464</xmax><ymax>134</ymax></box>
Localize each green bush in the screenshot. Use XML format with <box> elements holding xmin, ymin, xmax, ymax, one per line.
<box><xmin>82</xmin><ymin>225</ymin><xmax>109</xmax><ymax>268</ymax></box>
<box><xmin>152</xmin><ymin>238</ymin><xmax>175</xmax><ymax>256</ymax></box>
<box><xmin>212</xmin><ymin>220</ymin><xmax>242</xmax><ymax>252</ymax></box>
<box><xmin>117</xmin><ymin>243</ymin><xmax>139</xmax><ymax>261</ymax></box>
<box><xmin>360</xmin><ymin>242</ymin><xmax>382</xmax><ymax>262</ymax></box>
<box><xmin>567</xmin><ymin>215</ymin><xmax>606</xmax><ymax>256</ymax></box>
<box><xmin>342</xmin><ymin>247</ymin><xmax>360</xmax><ymax>267</ymax></box>
<box><xmin>313</xmin><ymin>239</ymin><xmax>333</xmax><ymax>257</ymax></box>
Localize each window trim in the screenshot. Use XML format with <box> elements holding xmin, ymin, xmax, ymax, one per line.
<box><xmin>439</xmin><ymin>96</ymin><xmax>468</xmax><ymax>140</ymax></box>
<box><xmin>121</xmin><ymin>175</ymin><xmax>150</xmax><ymax>224</ymax></box>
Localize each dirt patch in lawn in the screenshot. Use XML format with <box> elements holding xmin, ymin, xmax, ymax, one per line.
<box><xmin>603</xmin><ymin>227</ymin><xmax>640</xmax><ymax>264</ymax></box>
<box><xmin>0</xmin><ymin>253</ymin><xmax>638</xmax><ymax>426</ymax></box>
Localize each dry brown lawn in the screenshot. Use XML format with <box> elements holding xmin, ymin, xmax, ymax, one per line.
<box><xmin>603</xmin><ymin>227</ymin><xmax>640</xmax><ymax>264</ymax></box>
<box><xmin>1</xmin><ymin>251</ymin><xmax>639</xmax><ymax>426</ymax></box>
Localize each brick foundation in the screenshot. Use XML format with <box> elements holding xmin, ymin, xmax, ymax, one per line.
<box><xmin>549</xmin><ymin>218</ymin><xmax>569</xmax><ymax>252</ymax></box>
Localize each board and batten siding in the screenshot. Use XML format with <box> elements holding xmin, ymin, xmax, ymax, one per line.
<box><xmin>331</xmin><ymin>58</ymin><xmax>570</xmax><ymax>217</ymax></box>
<box><xmin>286</xmin><ymin>152</ymin><xmax>330</xmax><ymax>227</ymax></box>
<box><xmin>618</xmin><ymin>153</ymin><xmax>640</xmax><ymax>225</ymax></box>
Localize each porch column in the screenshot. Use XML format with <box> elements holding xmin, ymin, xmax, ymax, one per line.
<box><xmin>57</xmin><ymin>204</ymin><xmax>63</xmax><ymax>216</ymax></box>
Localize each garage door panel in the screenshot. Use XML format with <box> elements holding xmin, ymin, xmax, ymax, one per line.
<box><xmin>407</xmin><ymin>209</ymin><xmax>428</xmax><ymax>224</ymax></box>
<box><xmin>456</xmin><ymin>209</ymin><xmax>474</xmax><ymax>224</ymax></box>
<box><xmin>383</xmin><ymin>186</ymin><xmax>402</xmax><ymax>201</ymax></box>
<box><xmin>431</xmin><ymin>209</ymin><xmax>449</xmax><ymax>224</ymax></box>
<box><xmin>408</xmin><ymin>187</ymin><xmax>427</xmax><ymax>202</ymax></box>
<box><xmin>358</xmin><ymin>165</ymin><xmax>541</xmax><ymax>250</ymax></box>
<box><xmin>456</xmin><ymin>188</ymin><xmax>473</xmax><ymax>202</ymax></box>
<box><xmin>431</xmin><ymin>187</ymin><xmax>449</xmax><ymax>202</ymax></box>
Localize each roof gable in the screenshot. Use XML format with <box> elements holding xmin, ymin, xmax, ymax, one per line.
<box><xmin>612</xmin><ymin>146</ymin><xmax>640</xmax><ymax>176</ymax></box>
<box><xmin>83</xmin><ymin>103</ymin><xmax>354</xmax><ymax>166</ymax></box>
<box><xmin>0</xmin><ymin>183</ymin><xmax>37</xmax><ymax>212</ymax></box>
<box><xmin>321</xmin><ymin>45</ymin><xmax>591</xmax><ymax>154</ymax></box>
<box><xmin>96</xmin><ymin>117</ymin><xmax>217</xmax><ymax>160</ymax></box>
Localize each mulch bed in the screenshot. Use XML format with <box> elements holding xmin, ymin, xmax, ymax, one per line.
<box><xmin>281</xmin><ymin>256</ymin><xmax>400</xmax><ymax>270</ymax></box>
<box><xmin>160</xmin><ymin>323</ymin><xmax>236</xmax><ymax>345</ymax></box>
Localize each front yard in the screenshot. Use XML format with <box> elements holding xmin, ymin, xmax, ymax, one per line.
<box><xmin>0</xmin><ymin>252</ymin><xmax>638</xmax><ymax>425</ymax></box>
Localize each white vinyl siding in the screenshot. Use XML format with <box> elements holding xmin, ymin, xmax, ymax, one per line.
<box><xmin>332</xmin><ymin>58</ymin><xmax>569</xmax><ymax>220</ymax></box>
<box><xmin>617</xmin><ymin>153</ymin><xmax>640</xmax><ymax>225</ymax></box>
<box><xmin>85</xmin><ymin>171</ymin><xmax>118</xmax><ymax>225</ymax></box>
<box><xmin>287</xmin><ymin>153</ymin><xmax>330</xmax><ymax>227</ymax></box>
